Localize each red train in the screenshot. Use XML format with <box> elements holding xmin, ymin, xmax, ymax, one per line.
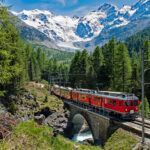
<box><xmin>51</xmin><ymin>85</ymin><xmax>139</xmax><ymax>119</ymax></box>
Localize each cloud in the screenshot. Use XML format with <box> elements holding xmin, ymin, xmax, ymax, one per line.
<box><xmin>56</xmin><ymin>0</ymin><xmax>65</xmax><ymax>6</ymax></box>
<box><xmin>56</xmin><ymin>0</ymin><xmax>78</xmax><ymax>6</ymax></box>
<box><xmin>72</xmin><ymin>0</ymin><xmax>78</xmax><ymax>5</ymax></box>
<box><xmin>67</xmin><ymin>5</ymin><xmax>98</xmax><ymax>17</ymax></box>
<box><xmin>71</xmin><ymin>6</ymin><xmax>89</xmax><ymax>16</ymax></box>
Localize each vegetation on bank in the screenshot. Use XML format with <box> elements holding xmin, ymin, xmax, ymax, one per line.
<box><xmin>104</xmin><ymin>129</ymin><xmax>138</xmax><ymax>150</ymax></box>
<box><xmin>0</xmin><ymin>120</ymin><xmax>138</xmax><ymax>150</ymax></box>
<box><xmin>26</xmin><ymin>82</ymin><xmax>64</xmax><ymax>112</ymax></box>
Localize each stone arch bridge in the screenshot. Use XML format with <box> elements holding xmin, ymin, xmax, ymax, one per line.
<box><xmin>63</xmin><ymin>100</ymin><xmax>121</xmax><ymax>144</ymax></box>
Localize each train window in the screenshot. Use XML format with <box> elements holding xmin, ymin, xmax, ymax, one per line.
<box><xmin>98</xmin><ymin>98</ymin><xmax>100</xmax><ymax>102</ymax></box>
<box><xmin>109</xmin><ymin>99</ymin><xmax>112</xmax><ymax>105</ymax></box>
<box><xmin>134</xmin><ymin>101</ymin><xmax>138</xmax><ymax>106</ymax></box>
<box><xmin>89</xmin><ymin>96</ymin><xmax>92</xmax><ymax>100</ymax></box>
<box><xmin>105</xmin><ymin>99</ymin><xmax>107</xmax><ymax>104</ymax></box>
<box><xmin>131</xmin><ymin>101</ymin><xmax>133</xmax><ymax>106</ymax></box>
<box><xmin>124</xmin><ymin>101</ymin><xmax>130</xmax><ymax>107</ymax></box>
<box><xmin>82</xmin><ymin>95</ymin><xmax>86</xmax><ymax>99</ymax></box>
<box><xmin>113</xmin><ymin>100</ymin><xmax>116</xmax><ymax>106</ymax></box>
<box><xmin>94</xmin><ymin>97</ymin><xmax>97</xmax><ymax>101</ymax></box>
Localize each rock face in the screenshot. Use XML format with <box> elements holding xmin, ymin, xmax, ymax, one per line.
<box><xmin>34</xmin><ymin>114</ymin><xmax>45</xmax><ymax>125</ymax></box>
<box><xmin>44</xmin><ymin>111</ymin><xmax>70</xmax><ymax>135</ymax></box>
<box><xmin>34</xmin><ymin>107</ymin><xmax>52</xmax><ymax>118</ymax></box>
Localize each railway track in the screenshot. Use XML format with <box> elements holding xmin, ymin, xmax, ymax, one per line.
<box><xmin>132</xmin><ymin>119</ymin><xmax>150</xmax><ymax>129</ymax></box>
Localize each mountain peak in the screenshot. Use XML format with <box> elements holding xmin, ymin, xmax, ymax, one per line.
<box><xmin>73</xmin><ymin>15</ymin><xmax>80</xmax><ymax>20</ymax></box>
<box><xmin>12</xmin><ymin>0</ymin><xmax>150</xmax><ymax>51</ymax></box>
<box><xmin>98</xmin><ymin>3</ymin><xmax>118</xmax><ymax>12</ymax></box>
<box><xmin>20</xmin><ymin>9</ymin><xmax>53</xmax><ymax>16</ymax></box>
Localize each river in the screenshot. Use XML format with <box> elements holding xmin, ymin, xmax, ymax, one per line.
<box><xmin>71</xmin><ymin>131</ymin><xmax>93</xmax><ymax>143</ymax></box>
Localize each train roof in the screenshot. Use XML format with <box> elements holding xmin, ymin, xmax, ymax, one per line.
<box><xmin>53</xmin><ymin>85</ymin><xmax>138</xmax><ymax>100</ymax></box>
<box><xmin>72</xmin><ymin>89</ymin><xmax>138</xmax><ymax>100</ymax></box>
<box><xmin>54</xmin><ymin>85</ymin><xmax>72</xmax><ymax>90</ymax></box>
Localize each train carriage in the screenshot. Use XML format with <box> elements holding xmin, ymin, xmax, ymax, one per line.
<box><xmin>60</xmin><ymin>87</ymin><xmax>72</xmax><ymax>100</ymax></box>
<box><xmin>95</xmin><ymin>91</ymin><xmax>139</xmax><ymax>119</ymax></box>
<box><xmin>52</xmin><ymin>85</ymin><xmax>60</xmax><ymax>96</ymax></box>
<box><xmin>51</xmin><ymin>85</ymin><xmax>139</xmax><ymax>120</ymax></box>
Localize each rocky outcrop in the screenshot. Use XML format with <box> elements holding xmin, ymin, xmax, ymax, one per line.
<box><xmin>44</xmin><ymin>111</ymin><xmax>70</xmax><ymax>135</ymax></box>
<box><xmin>34</xmin><ymin>107</ymin><xmax>52</xmax><ymax>118</ymax></box>
<box><xmin>34</xmin><ymin>114</ymin><xmax>45</xmax><ymax>125</ymax></box>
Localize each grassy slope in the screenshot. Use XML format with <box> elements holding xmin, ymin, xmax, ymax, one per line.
<box><xmin>104</xmin><ymin>129</ymin><xmax>138</xmax><ymax>150</ymax></box>
<box><xmin>26</xmin><ymin>82</ymin><xmax>64</xmax><ymax>112</ymax></box>
<box><xmin>0</xmin><ymin>120</ymin><xmax>101</xmax><ymax>150</ymax></box>
<box><xmin>0</xmin><ymin>121</ymin><xmax>138</xmax><ymax>150</ymax></box>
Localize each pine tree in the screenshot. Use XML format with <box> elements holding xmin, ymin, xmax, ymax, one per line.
<box><xmin>0</xmin><ymin>6</ymin><xmax>24</xmax><ymax>95</ymax></box>
<box><xmin>93</xmin><ymin>46</ymin><xmax>104</xmax><ymax>74</ymax></box>
<box><xmin>115</xmin><ymin>43</ymin><xmax>132</xmax><ymax>92</ymax></box>
<box><xmin>103</xmin><ymin>37</ymin><xmax>118</xmax><ymax>90</ymax></box>
<box><xmin>92</xmin><ymin>46</ymin><xmax>104</xmax><ymax>87</ymax></box>
<box><xmin>131</xmin><ymin>50</ymin><xmax>141</xmax><ymax>95</ymax></box>
<box><xmin>139</xmin><ymin>97</ymin><xmax>150</xmax><ymax>113</ymax></box>
<box><xmin>79</xmin><ymin>49</ymin><xmax>89</xmax><ymax>88</ymax></box>
<box><xmin>69</xmin><ymin>51</ymin><xmax>81</xmax><ymax>88</ymax></box>
<box><xmin>87</xmin><ymin>65</ymin><xmax>96</xmax><ymax>89</ymax></box>
<box><xmin>143</xmin><ymin>39</ymin><xmax>150</xmax><ymax>68</ymax></box>
<box><xmin>143</xmin><ymin>40</ymin><xmax>150</xmax><ymax>101</ymax></box>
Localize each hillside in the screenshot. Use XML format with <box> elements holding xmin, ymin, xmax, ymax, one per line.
<box><xmin>125</xmin><ymin>26</ymin><xmax>150</xmax><ymax>52</ymax></box>
<box><xmin>13</xmin><ymin>14</ymin><xmax>58</xmax><ymax>49</ymax></box>
<box><xmin>31</xmin><ymin>43</ymin><xmax>74</xmax><ymax>62</ymax></box>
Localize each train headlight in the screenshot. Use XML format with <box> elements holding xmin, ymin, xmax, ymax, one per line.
<box><xmin>130</xmin><ymin>110</ymin><xmax>134</xmax><ymax>114</ymax></box>
<box><xmin>125</xmin><ymin>109</ymin><xmax>127</xmax><ymax>112</ymax></box>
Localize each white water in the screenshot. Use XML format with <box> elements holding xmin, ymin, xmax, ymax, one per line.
<box><xmin>72</xmin><ymin>131</ymin><xmax>93</xmax><ymax>142</ymax></box>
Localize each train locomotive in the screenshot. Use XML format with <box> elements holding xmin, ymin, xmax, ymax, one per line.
<box><xmin>51</xmin><ymin>85</ymin><xmax>139</xmax><ymax>120</ymax></box>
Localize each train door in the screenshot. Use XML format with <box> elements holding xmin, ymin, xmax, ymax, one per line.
<box><xmin>70</xmin><ymin>90</ymin><xmax>72</xmax><ymax>100</ymax></box>
<box><xmin>89</xmin><ymin>95</ymin><xmax>92</xmax><ymax>105</ymax></box>
<box><xmin>97</xmin><ymin>97</ymin><xmax>101</xmax><ymax>106</ymax></box>
<box><xmin>101</xmin><ymin>97</ymin><xmax>105</xmax><ymax>113</ymax></box>
<box><xmin>100</xmin><ymin>97</ymin><xmax>103</xmax><ymax>107</ymax></box>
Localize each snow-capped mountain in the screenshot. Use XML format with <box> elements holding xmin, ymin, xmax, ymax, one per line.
<box><xmin>12</xmin><ymin>0</ymin><xmax>150</xmax><ymax>51</ymax></box>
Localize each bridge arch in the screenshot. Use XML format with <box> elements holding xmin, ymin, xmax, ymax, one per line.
<box><xmin>71</xmin><ymin>113</ymin><xmax>94</xmax><ymax>140</ymax></box>
<box><xmin>66</xmin><ymin>105</ymin><xmax>110</xmax><ymax>144</ymax></box>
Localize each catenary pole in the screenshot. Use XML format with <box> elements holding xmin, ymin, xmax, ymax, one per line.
<box><xmin>141</xmin><ymin>48</ymin><xmax>145</xmax><ymax>146</ymax></box>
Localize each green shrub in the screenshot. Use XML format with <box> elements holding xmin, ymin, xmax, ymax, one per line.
<box><xmin>40</xmin><ymin>80</ymin><xmax>49</xmax><ymax>85</ymax></box>
<box><xmin>44</xmin><ymin>95</ymin><xmax>48</xmax><ymax>103</ymax></box>
<box><xmin>8</xmin><ymin>101</ymin><xmax>18</xmax><ymax>114</ymax></box>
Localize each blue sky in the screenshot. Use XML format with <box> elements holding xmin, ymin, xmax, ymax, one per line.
<box><xmin>4</xmin><ymin>0</ymin><xmax>139</xmax><ymax>17</ymax></box>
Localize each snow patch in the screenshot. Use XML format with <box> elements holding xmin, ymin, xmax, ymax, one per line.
<box><xmin>119</xmin><ymin>5</ymin><xmax>131</xmax><ymax>14</ymax></box>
